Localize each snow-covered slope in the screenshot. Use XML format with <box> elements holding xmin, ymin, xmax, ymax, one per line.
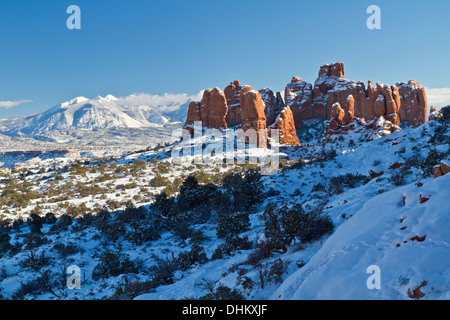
<box><xmin>0</xmin><ymin>112</ymin><xmax>448</xmax><ymax>301</ymax></box>
<box><xmin>272</xmin><ymin>173</ymin><xmax>450</xmax><ymax>300</ymax></box>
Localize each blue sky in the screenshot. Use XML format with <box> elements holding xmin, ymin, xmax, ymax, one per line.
<box><xmin>1</xmin><ymin>0</ymin><xmax>450</xmax><ymax>118</ymax></box>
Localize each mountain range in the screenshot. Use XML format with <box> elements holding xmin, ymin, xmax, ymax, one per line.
<box><xmin>0</xmin><ymin>94</ymin><xmax>193</xmax><ymax>138</ymax></box>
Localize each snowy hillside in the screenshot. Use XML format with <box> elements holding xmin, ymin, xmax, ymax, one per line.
<box><xmin>273</xmin><ymin>174</ymin><xmax>450</xmax><ymax>300</ymax></box>
<box><xmin>0</xmin><ymin>109</ymin><xmax>449</xmax><ymax>301</ymax></box>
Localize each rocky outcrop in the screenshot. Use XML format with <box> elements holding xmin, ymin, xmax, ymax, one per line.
<box><xmin>224</xmin><ymin>80</ymin><xmax>243</xmax><ymax>127</ymax></box>
<box><xmin>324</xmin><ymin>102</ymin><xmax>354</xmax><ymax>139</ymax></box>
<box><xmin>269</xmin><ymin>107</ymin><xmax>300</xmax><ymax>146</ymax></box>
<box><xmin>239</xmin><ymin>87</ymin><xmax>268</xmax><ymax>148</ymax></box>
<box><xmin>318</xmin><ymin>62</ymin><xmax>345</xmax><ymax>78</ymax></box>
<box><xmin>284</xmin><ymin>76</ymin><xmax>314</xmax><ymax>127</ymax></box>
<box><xmin>433</xmin><ymin>160</ymin><xmax>450</xmax><ymax>179</ymax></box>
<box><xmin>183</xmin><ymin>62</ymin><xmax>428</xmax><ymax>145</ymax></box>
<box><xmin>366</xmin><ymin>116</ymin><xmax>401</xmax><ymax>141</ymax></box>
<box><xmin>184</xmin><ymin>101</ymin><xmax>202</xmax><ymax>132</ymax></box>
<box><xmin>428</xmin><ymin>106</ymin><xmax>440</xmax><ymax>121</ymax></box>
<box><xmin>201</xmin><ymin>88</ymin><xmax>228</xmax><ymax>129</ymax></box>
<box><xmin>184</xmin><ymin>88</ymin><xmax>228</xmax><ymax>133</ymax></box>
<box><xmin>324</xmin><ymin>99</ymin><xmax>401</xmax><ymax>141</ymax></box>
<box><xmin>285</xmin><ymin>62</ymin><xmax>428</xmax><ymax>130</ymax></box>
<box><xmin>396</xmin><ymin>81</ymin><xmax>428</xmax><ymax>126</ymax></box>
<box><xmin>259</xmin><ymin>88</ymin><xmax>285</xmax><ymax>127</ymax></box>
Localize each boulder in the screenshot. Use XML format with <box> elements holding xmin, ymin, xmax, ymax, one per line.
<box><xmin>434</xmin><ymin>160</ymin><xmax>450</xmax><ymax>178</ymax></box>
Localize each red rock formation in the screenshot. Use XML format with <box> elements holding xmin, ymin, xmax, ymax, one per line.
<box><xmin>205</xmin><ymin>88</ymin><xmax>228</xmax><ymax>129</ymax></box>
<box><xmin>433</xmin><ymin>160</ymin><xmax>450</xmax><ymax>178</ymax></box>
<box><xmin>269</xmin><ymin>107</ymin><xmax>300</xmax><ymax>146</ymax></box>
<box><xmin>239</xmin><ymin>87</ymin><xmax>267</xmax><ymax>148</ymax></box>
<box><xmin>318</xmin><ymin>62</ymin><xmax>345</xmax><ymax>78</ymax></box>
<box><xmin>259</xmin><ymin>88</ymin><xmax>284</xmax><ymax>127</ymax></box>
<box><xmin>183</xmin><ymin>62</ymin><xmax>427</xmax><ymax>145</ymax></box>
<box><xmin>184</xmin><ymin>101</ymin><xmax>202</xmax><ymax>133</ymax></box>
<box><xmin>284</xmin><ymin>76</ymin><xmax>314</xmax><ymax>127</ymax></box>
<box><xmin>324</xmin><ymin>103</ymin><xmax>345</xmax><ymax>138</ymax></box>
<box><xmin>224</xmin><ymin>80</ymin><xmax>243</xmax><ymax>127</ymax></box>
<box><xmin>397</xmin><ymin>81</ymin><xmax>428</xmax><ymax>126</ymax></box>
<box><xmin>366</xmin><ymin>116</ymin><xmax>401</xmax><ymax>141</ymax></box>
<box><xmin>184</xmin><ymin>88</ymin><xmax>228</xmax><ymax>133</ymax></box>
<box><xmin>286</xmin><ymin>62</ymin><xmax>428</xmax><ymax>130</ymax></box>
<box><xmin>342</xmin><ymin>95</ymin><xmax>355</xmax><ymax>126</ymax></box>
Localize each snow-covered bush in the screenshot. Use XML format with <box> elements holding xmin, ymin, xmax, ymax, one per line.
<box><xmin>216</xmin><ymin>211</ymin><xmax>250</xmax><ymax>239</ymax></box>
<box><xmin>92</xmin><ymin>251</ymin><xmax>139</xmax><ymax>281</ymax></box>
<box><xmin>173</xmin><ymin>245</ymin><xmax>208</xmax><ymax>271</ymax></box>
<box><xmin>211</xmin><ymin>236</ymin><xmax>253</xmax><ymax>260</ymax></box>
<box><xmin>262</xmin><ymin>204</ymin><xmax>333</xmax><ymax>251</ymax></box>
<box><xmin>222</xmin><ymin>168</ymin><xmax>264</xmax><ymax>212</ymax></box>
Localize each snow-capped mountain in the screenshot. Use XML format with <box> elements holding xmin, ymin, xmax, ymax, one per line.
<box><xmin>3</xmin><ymin>95</ymin><xmax>166</xmax><ymax>136</ymax></box>
<box><xmin>0</xmin><ymin>93</ymin><xmax>195</xmax><ymax>138</ymax></box>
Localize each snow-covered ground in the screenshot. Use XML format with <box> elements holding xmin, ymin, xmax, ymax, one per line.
<box><xmin>0</xmin><ymin>117</ymin><xmax>449</xmax><ymax>300</ymax></box>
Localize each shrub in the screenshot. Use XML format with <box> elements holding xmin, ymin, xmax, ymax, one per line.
<box><xmin>23</xmin><ymin>233</ymin><xmax>49</xmax><ymax>250</ymax></box>
<box><xmin>150</xmin><ymin>192</ymin><xmax>175</xmax><ymax>217</ymax></box>
<box><xmin>92</xmin><ymin>251</ymin><xmax>139</xmax><ymax>280</ymax></box>
<box><xmin>175</xmin><ymin>182</ymin><xmax>222</xmax><ymax>224</ymax></box>
<box><xmin>173</xmin><ymin>245</ymin><xmax>208</xmax><ymax>271</ymax></box>
<box><xmin>438</xmin><ymin>105</ymin><xmax>450</xmax><ymax>124</ymax></box>
<box><xmin>328</xmin><ymin>173</ymin><xmax>369</xmax><ymax>195</ymax></box>
<box><xmin>428</xmin><ymin>124</ymin><xmax>448</xmax><ymax>144</ymax></box>
<box><xmin>421</xmin><ymin>149</ymin><xmax>446</xmax><ymax>176</ymax></box>
<box><xmin>49</xmin><ymin>214</ymin><xmax>73</xmax><ymax>233</ymax></box>
<box><xmin>150</xmin><ymin>258</ymin><xmax>176</xmax><ymax>287</ymax></box>
<box><xmin>110</xmin><ymin>278</ymin><xmax>154</xmax><ymax>300</ymax></box>
<box><xmin>126</xmin><ymin>220</ymin><xmax>161</xmax><ymax>245</ymax></box>
<box><xmin>211</xmin><ymin>236</ymin><xmax>253</xmax><ymax>260</ymax></box>
<box><xmin>117</xmin><ymin>204</ymin><xmax>146</xmax><ymax>223</ymax></box>
<box><xmin>255</xmin><ymin>258</ymin><xmax>290</xmax><ymax>289</ymax></box>
<box><xmin>53</xmin><ymin>242</ymin><xmax>84</xmax><ymax>258</ymax></box>
<box><xmin>389</xmin><ymin>168</ymin><xmax>407</xmax><ymax>186</ymax></box>
<box><xmin>28</xmin><ymin>213</ymin><xmax>43</xmax><ymax>234</ymax></box>
<box><xmin>0</xmin><ymin>231</ymin><xmax>12</xmax><ymax>254</ymax></box>
<box><xmin>171</xmin><ymin>222</ymin><xmax>193</xmax><ymax>241</ymax></box>
<box><xmin>246</xmin><ymin>241</ymin><xmax>274</xmax><ymax>267</ymax></box>
<box><xmin>19</xmin><ymin>250</ymin><xmax>52</xmax><ymax>271</ymax></box>
<box><xmin>216</xmin><ymin>211</ymin><xmax>250</xmax><ymax>239</ymax></box>
<box><xmin>99</xmin><ymin>220</ymin><xmax>126</xmax><ymax>242</ymax></box>
<box><xmin>197</xmin><ymin>279</ymin><xmax>245</xmax><ymax>300</ymax></box>
<box><xmin>43</xmin><ymin>212</ymin><xmax>57</xmax><ymax>224</ymax></box>
<box><xmin>262</xmin><ymin>204</ymin><xmax>333</xmax><ymax>250</ymax></box>
<box><xmin>12</xmin><ymin>270</ymin><xmax>53</xmax><ymax>300</ymax></box>
<box><xmin>222</xmin><ymin>168</ymin><xmax>263</xmax><ymax>212</ymax></box>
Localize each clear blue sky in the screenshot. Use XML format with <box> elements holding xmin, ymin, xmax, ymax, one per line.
<box><xmin>1</xmin><ymin>0</ymin><xmax>449</xmax><ymax>117</ymax></box>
